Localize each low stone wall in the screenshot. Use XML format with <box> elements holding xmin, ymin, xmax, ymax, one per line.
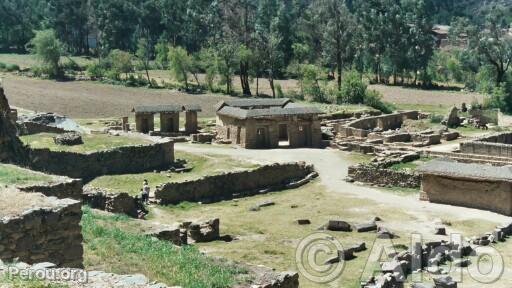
<box><xmin>156</xmin><ymin>162</ymin><xmax>316</xmax><ymax>204</ymax></box>
<box><xmin>460</xmin><ymin>132</ymin><xmax>512</xmax><ymax>157</ymax></box>
<box><xmin>347</xmin><ymin>164</ymin><xmax>421</xmax><ymax>188</ymax></box>
<box><xmin>339</xmin><ymin>111</ymin><xmax>419</xmax><ymax>138</ymax></box>
<box><xmin>17</xmin><ymin>122</ymin><xmax>68</xmax><ymax>136</ymax></box>
<box><xmin>27</xmin><ymin>141</ymin><xmax>174</xmax><ymax>180</ymax></box>
<box><xmin>0</xmin><ymin>197</ymin><xmax>83</xmax><ymax>268</ymax></box>
<box><xmin>17</xmin><ymin>178</ymin><xmax>83</xmax><ymax>200</ymax></box>
<box><xmin>83</xmin><ymin>187</ymin><xmax>138</xmax><ymax>218</ymax></box>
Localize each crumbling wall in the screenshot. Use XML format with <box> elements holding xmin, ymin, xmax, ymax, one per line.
<box><xmin>17</xmin><ymin>122</ymin><xmax>68</xmax><ymax>136</ymax></box>
<box><xmin>348</xmin><ymin>164</ymin><xmax>421</xmax><ymax>188</ymax></box>
<box><xmin>18</xmin><ymin>178</ymin><xmax>83</xmax><ymax>200</ymax></box>
<box><xmin>156</xmin><ymin>162</ymin><xmax>316</xmax><ymax>204</ymax></box>
<box><xmin>27</xmin><ymin>141</ymin><xmax>174</xmax><ymax>180</ymax></box>
<box><xmin>83</xmin><ymin>187</ymin><xmax>138</xmax><ymax>217</ymax></box>
<box><xmin>0</xmin><ymin>197</ymin><xmax>83</xmax><ymax>268</ymax></box>
<box><xmin>339</xmin><ymin>111</ymin><xmax>419</xmax><ymax>138</ymax></box>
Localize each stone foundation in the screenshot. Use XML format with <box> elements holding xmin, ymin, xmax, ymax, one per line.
<box><xmin>27</xmin><ymin>141</ymin><xmax>174</xmax><ymax>180</ymax></box>
<box><xmin>0</xmin><ymin>196</ymin><xmax>83</xmax><ymax>268</ymax></box>
<box><xmin>156</xmin><ymin>162</ymin><xmax>316</xmax><ymax>204</ymax></box>
<box><xmin>83</xmin><ymin>187</ymin><xmax>138</xmax><ymax>218</ymax></box>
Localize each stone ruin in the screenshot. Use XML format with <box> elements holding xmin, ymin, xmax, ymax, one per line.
<box><xmin>329</xmin><ymin>110</ymin><xmax>459</xmax><ymax>155</ymax></box>
<box><xmin>54</xmin><ymin>132</ymin><xmax>83</xmax><ymax>146</ymax></box>
<box><xmin>0</xmin><ymin>82</ymin><xmax>28</xmax><ymax>164</ymax></box>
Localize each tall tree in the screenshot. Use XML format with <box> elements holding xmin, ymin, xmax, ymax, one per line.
<box><xmin>316</xmin><ymin>0</ymin><xmax>356</xmax><ymax>90</ymax></box>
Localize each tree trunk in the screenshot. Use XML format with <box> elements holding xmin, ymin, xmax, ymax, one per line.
<box><xmin>145</xmin><ymin>65</ymin><xmax>151</xmax><ymax>87</ymax></box>
<box><xmin>269</xmin><ymin>77</ymin><xmax>275</xmax><ymax>98</ymax></box>
<box><xmin>240</xmin><ymin>61</ymin><xmax>251</xmax><ymax>95</ymax></box>
<box><xmin>256</xmin><ymin>77</ymin><xmax>259</xmax><ymax>97</ymax></box>
<box><xmin>337</xmin><ymin>52</ymin><xmax>342</xmax><ymax>91</ymax></box>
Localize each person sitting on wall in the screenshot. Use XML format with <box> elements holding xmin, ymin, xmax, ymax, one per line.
<box><xmin>142</xmin><ymin>179</ymin><xmax>150</xmax><ymax>204</ymax></box>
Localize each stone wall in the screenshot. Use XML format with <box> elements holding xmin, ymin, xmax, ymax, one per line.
<box><xmin>83</xmin><ymin>187</ymin><xmax>138</xmax><ymax>218</ymax></box>
<box><xmin>339</xmin><ymin>111</ymin><xmax>419</xmax><ymax>138</ymax></box>
<box><xmin>156</xmin><ymin>162</ymin><xmax>316</xmax><ymax>204</ymax></box>
<box><xmin>460</xmin><ymin>132</ymin><xmax>512</xmax><ymax>157</ymax></box>
<box><xmin>421</xmin><ymin>174</ymin><xmax>512</xmax><ymax>216</ymax></box>
<box><xmin>0</xmin><ymin>197</ymin><xmax>83</xmax><ymax>268</ymax></box>
<box><xmin>18</xmin><ymin>178</ymin><xmax>83</xmax><ymax>200</ymax></box>
<box><xmin>348</xmin><ymin>164</ymin><xmax>421</xmax><ymax>188</ymax></box>
<box><xmin>17</xmin><ymin>121</ymin><xmax>68</xmax><ymax>136</ymax></box>
<box><xmin>27</xmin><ymin>141</ymin><xmax>174</xmax><ymax>180</ymax></box>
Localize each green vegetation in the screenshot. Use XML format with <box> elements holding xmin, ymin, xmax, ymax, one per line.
<box><xmin>81</xmin><ymin>206</ymin><xmax>244</xmax><ymax>287</ymax></box>
<box><xmin>0</xmin><ymin>164</ymin><xmax>53</xmax><ymax>185</ymax></box>
<box><xmin>19</xmin><ymin>133</ymin><xmax>151</xmax><ymax>153</ymax></box>
<box><xmin>87</xmin><ymin>151</ymin><xmax>259</xmax><ymax>195</ymax></box>
<box><xmin>28</xmin><ymin>30</ymin><xmax>63</xmax><ymax>79</ymax></box>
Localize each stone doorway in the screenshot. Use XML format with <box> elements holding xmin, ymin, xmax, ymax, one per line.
<box><xmin>255</xmin><ymin>127</ymin><xmax>268</xmax><ymax>149</ymax></box>
<box><xmin>278</xmin><ymin>124</ymin><xmax>290</xmax><ymax>147</ymax></box>
<box><xmin>140</xmin><ymin>118</ymin><xmax>150</xmax><ymax>134</ymax></box>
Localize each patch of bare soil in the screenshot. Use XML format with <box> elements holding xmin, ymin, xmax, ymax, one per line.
<box><xmin>369</xmin><ymin>84</ymin><xmax>484</xmax><ymax>106</ymax></box>
<box><xmin>0</xmin><ymin>189</ymin><xmax>53</xmax><ymax>218</ymax></box>
<box><xmin>1</xmin><ymin>75</ymin><xmax>233</xmax><ymax>119</ymax></box>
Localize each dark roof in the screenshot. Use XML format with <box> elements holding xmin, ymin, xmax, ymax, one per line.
<box><xmin>217</xmin><ymin>106</ymin><xmax>323</xmax><ymax>120</ymax></box>
<box><xmin>182</xmin><ymin>104</ymin><xmax>202</xmax><ymax>112</ymax></box>
<box><xmin>417</xmin><ymin>158</ymin><xmax>512</xmax><ymax>182</ymax></box>
<box><xmin>133</xmin><ymin>104</ymin><xmax>202</xmax><ymax>113</ymax></box>
<box><xmin>216</xmin><ymin>98</ymin><xmax>291</xmax><ymax>111</ymax></box>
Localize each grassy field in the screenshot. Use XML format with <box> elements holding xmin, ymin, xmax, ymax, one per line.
<box><xmin>144</xmin><ymin>182</ymin><xmax>503</xmax><ymax>288</ymax></box>
<box><xmin>0</xmin><ymin>164</ymin><xmax>53</xmax><ymax>185</ymax></box>
<box><xmin>0</xmin><ymin>53</ymin><xmax>93</xmax><ymax>70</ymax></box>
<box><xmin>81</xmin><ymin>206</ymin><xmax>245</xmax><ymax>287</ymax></box>
<box><xmin>19</xmin><ymin>133</ymin><xmax>151</xmax><ymax>153</ymax></box>
<box><xmin>87</xmin><ymin>151</ymin><xmax>259</xmax><ymax>195</ymax></box>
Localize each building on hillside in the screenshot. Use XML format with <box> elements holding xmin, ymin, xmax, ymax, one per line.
<box><xmin>432</xmin><ymin>24</ymin><xmax>450</xmax><ymax>48</ymax></box>
<box><xmin>215</xmin><ymin>98</ymin><xmax>323</xmax><ymax>149</ymax></box>
<box><xmin>418</xmin><ymin>158</ymin><xmax>512</xmax><ymax>216</ymax></box>
<box><xmin>132</xmin><ymin>104</ymin><xmax>201</xmax><ymax>135</ymax></box>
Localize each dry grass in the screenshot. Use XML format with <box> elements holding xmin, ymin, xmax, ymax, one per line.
<box><xmin>0</xmin><ymin>189</ymin><xmax>53</xmax><ymax>218</ymax></box>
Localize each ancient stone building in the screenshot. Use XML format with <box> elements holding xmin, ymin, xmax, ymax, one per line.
<box><xmin>418</xmin><ymin>158</ymin><xmax>512</xmax><ymax>216</ymax></box>
<box><xmin>460</xmin><ymin>132</ymin><xmax>512</xmax><ymax>158</ymax></box>
<box><xmin>215</xmin><ymin>99</ymin><xmax>322</xmax><ymax>149</ymax></box>
<box><xmin>133</xmin><ymin>104</ymin><xmax>201</xmax><ymax>134</ymax></box>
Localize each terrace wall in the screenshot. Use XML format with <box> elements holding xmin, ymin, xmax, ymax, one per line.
<box><xmin>18</xmin><ymin>178</ymin><xmax>83</xmax><ymax>200</ymax></box>
<box><xmin>0</xmin><ymin>198</ymin><xmax>83</xmax><ymax>268</ymax></box>
<box><xmin>27</xmin><ymin>141</ymin><xmax>174</xmax><ymax>181</ymax></box>
<box><xmin>156</xmin><ymin>162</ymin><xmax>315</xmax><ymax>204</ymax></box>
<box><xmin>347</xmin><ymin>164</ymin><xmax>421</xmax><ymax>188</ymax></box>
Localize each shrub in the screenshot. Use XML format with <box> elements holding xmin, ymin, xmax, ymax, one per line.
<box><xmin>364</xmin><ymin>89</ymin><xmax>394</xmax><ymax>114</ymax></box>
<box><xmin>430</xmin><ymin>114</ymin><xmax>443</xmax><ymax>124</ymax></box>
<box><xmin>275</xmin><ymin>83</ymin><xmax>284</xmax><ymax>98</ymax></box>
<box><xmin>338</xmin><ymin>70</ymin><xmax>366</xmax><ymax>104</ymax></box>
<box><xmin>87</xmin><ymin>62</ymin><xmax>106</xmax><ymax>79</ymax></box>
<box><xmin>107</xmin><ymin>49</ymin><xmax>134</xmax><ymax>80</ymax></box>
<box><xmin>0</xmin><ymin>62</ymin><xmax>6</xmax><ymax>70</ymax></box>
<box><xmin>5</xmin><ymin>64</ymin><xmax>19</xmax><ymax>72</ymax></box>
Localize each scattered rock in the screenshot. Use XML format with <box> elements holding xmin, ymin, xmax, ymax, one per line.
<box><xmin>53</xmin><ymin>132</ymin><xmax>83</xmax><ymax>146</ymax></box>
<box><xmin>297</xmin><ymin>219</ymin><xmax>311</xmax><ymax>225</ymax></box>
<box><xmin>144</xmin><ymin>227</ymin><xmax>182</xmax><ymax>246</ymax></box>
<box><xmin>376</xmin><ymin>227</ymin><xmax>398</xmax><ymax>239</ymax></box>
<box><xmin>351</xmin><ymin>242</ymin><xmax>366</xmax><ymax>253</ymax></box>
<box><xmin>187</xmin><ymin>218</ymin><xmax>220</xmax><ymax>243</ymax></box>
<box><xmin>435</xmin><ymin>226</ymin><xmax>447</xmax><ymax>236</ymax></box>
<box><xmin>326</xmin><ymin>220</ymin><xmax>352</xmax><ymax>232</ymax></box>
<box><xmin>354</xmin><ymin>222</ymin><xmax>377</xmax><ymax>233</ymax></box>
<box><xmin>250</xmin><ymin>200</ymin><xmax>275</xmax><ymax>211</ymax></box>
<box><xmin>433</xmin><ymin>276</ymin><xmax>457</xmax><ymax>288</ymax></box>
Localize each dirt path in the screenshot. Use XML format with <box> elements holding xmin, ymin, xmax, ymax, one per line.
<box><xmin>174</xmin><ymin>143</ymin><xmax>512</xmax><ymax>225</ymax></box>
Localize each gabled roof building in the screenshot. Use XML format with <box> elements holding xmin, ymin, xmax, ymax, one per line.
<box><xmin>215</xmin><ymin>98</ymin><xmax>323</xmax><ymax>149</ymax></box>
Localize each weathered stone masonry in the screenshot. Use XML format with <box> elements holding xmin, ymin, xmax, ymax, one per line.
<box><xmin>348</xmin><ymin>164</ymin><xmax>421</xmax><ymax>188</ymax></box>
<box><xmin>460</xmin><ymin>132</ymin><xmax>512</xmax><ymax>158</ymax></box>
<box><xmin>18</xmin><ymin>178</ymin><xmax>83</xmax><ymax>200</ymax></box>
<box><xmin>27</xmin><ymin>141</ymin><xmax>174</xmax><ymax>180</ymax></box>
<box><xmin>0</xmin><ymin>197</ymin><xmax>83</xmax><ymax>268</ymax></box>
<box><xmin>156</xmin><ymin>162</ymin><xmax>315</xmax><ymax>204</ymax></box>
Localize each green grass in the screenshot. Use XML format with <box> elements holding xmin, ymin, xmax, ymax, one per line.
<box><xmin>87</xmin><ymin>151</ymin><xmax>259</xmax><ymax>195</ymax></box>
<box><xmin>0</xmin><ymin>275</ymin><xmax>68</xmax><ymax>288</ymax></box>
<box><xmin>395</xmin><ymin>104</ymin><xmax>450</xmax><ymax>114</ymax></box>
<box><xmin>19</xmin><ymin>133</ymin><xmax>151</xmax><ymax>153</ymax></box>
<box><xmin>389</xmin><ymin>162</ymin><xmax>419</xmax><ymax>171</ymax></box>
<box><xmin>0</xmin><ymin>164</ymin><xmax>53</xmax><ymax>185</ymax></box>
<box><xmin>81</xmin><ymin>206</ymin><xmax>244</xmax><ymax>287</ymax></box>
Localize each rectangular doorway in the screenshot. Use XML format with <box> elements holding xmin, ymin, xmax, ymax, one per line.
<box><xmin>256</xmin><ymin>127</ymin><xmax>268</xmax><ymax>149</ymax></box>
<box><xmin>278</xmin><ymin>124</ymin><xmax>289</xmax><ymax>147</ymax></box>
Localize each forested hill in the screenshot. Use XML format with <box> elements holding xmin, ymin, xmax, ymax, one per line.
<box><xmin>427</xmin><ymin>0</ymin><xmax>512</xmax><ymax>24</ymax></box>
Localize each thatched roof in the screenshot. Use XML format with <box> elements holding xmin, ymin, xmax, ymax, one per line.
<box><xmin>215</xmin><ymin>98</ymin><xmax>291</xmax><ymax>111</ymax></box>
<box><xmin>217</xmin><ymin>106</ymin><xmax>323</xmax><ymax>120</ymax></box>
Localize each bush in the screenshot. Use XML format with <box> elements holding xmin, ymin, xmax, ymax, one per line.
<box><xmin>275</xmin><ymin>83</ymin><xmax>284</xmax><ymax>98</ymax></box>
<box><xmin>5</xmin><ymin>64</ymin><xmax>19</xmax><ymax>72</ymax></box>
<box><xmin>364</xmin><ymin>89</ymin><xmax>395</xmax><ymax>114</ymax></box>
<box><xmin>0</xmin><ymin>62</ymin><xmax>6</xmax><ymax>69</ymax></box>
<box><xmin>338</xmin><ymin>70</ymin><xmax>366</xmax><ymax>104</ymax></box>
<box><xmin>430</xmin><ymin>114</ymin><xmax>443</xmax><ymax>124</ymax></box>
<box><xmin>87</xmin><ymin>62</ymin><xmax>107</xmax><ymax>79</ymax></box>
